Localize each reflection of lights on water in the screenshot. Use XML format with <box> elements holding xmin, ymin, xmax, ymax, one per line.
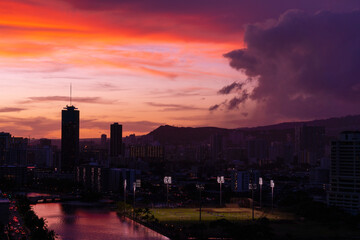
<box><xmin>32</xmin><ymin>203</ymin><xmax>169</xmax><ymax>239</ymax></box>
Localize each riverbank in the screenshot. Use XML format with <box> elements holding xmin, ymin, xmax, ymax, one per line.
<box><xmin>16</xmin><ymin>196</ymin><xmax>56</xmax><ymax>240</ymax></box>
<box><xmin>33</xmin><ymin>202</ymin><xmax>168</xmax><ymax>240</ymax></box>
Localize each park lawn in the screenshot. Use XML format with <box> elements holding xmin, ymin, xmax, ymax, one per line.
<box><xmin>150</xmin><ymin>207</ymin><xmax>293</xmax><ymax>226</ymax></box>
<box><xmin>150</xmin><ymin>208</ymin><xmax>360</xmax><ymax>239</ymax></box>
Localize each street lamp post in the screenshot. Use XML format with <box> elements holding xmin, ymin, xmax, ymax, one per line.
<box><xmin>196</xmin><ymin>184</ymin><xmax>204</xmax><ymax>223</ymax></box>
<box><xmin>133</xmin><ymin>182</ymin><xmax>136</xmax><ymax>218</ymax></box>
<box><xmin>270</xmin><ymin>180</ymin><xmax>275</xmax><ymax>212</ymax></box>
<box><xmin>217</xmin><ymin>176</ymin><xmax>225</xmax><ymax>207</ymax></box>
<box><xmin>164</xmin><ymin>176</ymin><xmax>172</xmax><ymax>207</ymax></box>
<box><xmin>259</xmin><ymin>177</ymin><xmax>263</xmax><ymax>209</ymax></box>
<box><xmin>248</xmin><ymin>181</ymin><xmax>257</xmax><ymax>221</ymax></box>
<box><xmin>124</xmin><ymin>179</ymin><xmax>127</xmax><ymax>213</ymax></box>
<box><xmin>133</xmin><ymin>179</ymin><xmax>141</xmax><ymax>218</ymax></box>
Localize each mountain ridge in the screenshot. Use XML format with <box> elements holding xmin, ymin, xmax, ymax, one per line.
<box><xmin>148</xmin><ymin>115</ymin><xmax>360</xmax><ymax>144</ymax></box>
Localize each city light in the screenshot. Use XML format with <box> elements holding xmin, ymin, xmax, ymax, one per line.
<box><xmin>164</xmin><ymin>176</ymin><xmax>172</xmax><ymax>207</ymax></box>
<box><xmin>259</xmin><ymin>177</ymin><xmax>263</xmax><ymax>208</ymax></box>
<box><xmin>270</xmin><ymin>180</ymin><xmax>275</xmax><ymax>211</ymax></box>
<box><xmin>217</xmin><ymin>176</ymin><xmax>225</xmax><ymax>207</ymax></box>
<box><xmin>196</xmin><ymin>184</ymin><xmax>205</xmax><ymax>223</ymax></box>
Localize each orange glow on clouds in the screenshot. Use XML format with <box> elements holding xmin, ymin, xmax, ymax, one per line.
<box><xmin>0</xmin><ymin>0</ymin><xmax>249</xmax><ymax>138</ymax></box>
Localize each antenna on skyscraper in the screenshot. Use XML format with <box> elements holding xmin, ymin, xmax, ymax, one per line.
<box><xmin>70</xmin><ymin>83</ymin><xmax>72</xmax><ymax>106</ymax></box>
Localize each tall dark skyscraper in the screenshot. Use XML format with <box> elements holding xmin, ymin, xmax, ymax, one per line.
<box><xmin>101</xmin><ymin>134</ymin><xmax>107</xmax><ymax>149</ymax></box>
<box><xmin>61</xmin><ymin>105</ymin><xmax>79</xmax><ymax>172</ymax></box>
<box><xmin>110</xmin><ymin>123</ymin><xmax>122</xmax><ymax>157</ymax></box>
<box><xmin>328</xmin><ymin>131</ymin><xmax>360</xmax><ymax>215</ymax></box>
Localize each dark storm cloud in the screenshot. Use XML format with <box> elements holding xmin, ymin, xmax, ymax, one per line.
<box><xmin>227</xmin><ymin>90</ymin><xmax>249</xmax><ymax>110</ymax></box>
<box><xmin>218</xmin><ymin>82</ymin><xmax>244</xmax><ymax>95</ymax></box>
<box><xmin>209</xmin><ymin>104</ymin><xmax>220</xmax><ymax>111</ymax></box>
<box><xmin>221</xmin><ymin>10</ymin><xmax>360</xmax><ymax>119</ymax></box>
<box><xmin>60</xmin><ymin>0</ymin><xmax>360</xmax><ymax>41</ymax></box>
<box><xmin>61</xmin><ymin>0</ymin><xmax>360</xmax><ymax>15</ymax></box>
<box><xmin>210</xmin><ymin>89</ymin><xmax>249</xmax><ymax>111</ymax></box>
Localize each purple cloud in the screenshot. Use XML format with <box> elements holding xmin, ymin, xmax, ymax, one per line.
<box><xmin>227</xmin><ymin>91</ymin><xmax>249</xmax><ymax>110</ymax></box>
<box><xmin>60</xmin><ymin>0</ymin><xmax>360</xmax><ymax>43</ymax></box>
<box><xmin>222</xmin><ymin>10</ymin><xmax>360</xmax><ymax>120</ymax></box>
<box><xmin>0</xmin><ymin>107</ymin><xmax>25</xmax><ymax>113</ymax></box>
<box><xmin>146</xmin><ymin>102</ymin><xmax>203</xmax><ymax>111</ymax></box>
<box><xmin>209</xmin><ymin>104</ymin><xmax>220</xmax><ymax>111</ymax></box>
<box><xmin>218</xmin><ymin>82</ymin><xmax>244</xmax><ymax>95</ymax></box>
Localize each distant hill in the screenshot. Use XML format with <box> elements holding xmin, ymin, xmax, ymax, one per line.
<box><xmin>36</xmin><ymin>115</ymin><xmax>360</xmax><ymax>146</ymax></box>
<box><xmin>245</xmin><ymin>115</ymin><xmax>360</xmax><ymax>135</ymax></box>
<box><xmin>148</xmin><ymin>115</ymin><xmax>360</xmax><ymax>145</ymax></box>
<box><xmin>148</xmin><ymin>125</ymin><xmax>230</xmax><ymax>145</ymax></box>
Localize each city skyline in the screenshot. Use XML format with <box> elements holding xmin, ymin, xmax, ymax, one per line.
<box><xmin>0</xmin><ymin>0</ymin><xmax>359</xmax><ymax>139</ymax></box>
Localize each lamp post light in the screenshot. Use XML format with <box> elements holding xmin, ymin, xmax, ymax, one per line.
<box><xmin>196</xmin><ymin>184</ymin><xmax>205</xmax><ymax>223</ymax></box>
<box><xmin>124</xmin><ymin>179</ymin><xmax>127</xmax><ymax>213</ymax></box>
<box><xmin>217</xmin><ymin>176</ymin><xmax>225</xmax><ymax>207</ymax></box>
<box><xmin>164</xmin><ymin>176</ymin><xmax>172</xmax><ymax>207</ymax></box>
<box><xmin>133</xmin><ymin>179</ymin><xmax>141</xmax><ymax>217</ymax></box>
<box><xmin>248</xmin><ymin>181</ymin><xmax>257</xmax><ymax>221</ymax></box>
<box><xmin>133</xmin><ymin>182</ymin><xmax>136</xmax><ymax>218</ymax></box>
<box><xmin>270</xmin><ymin>180</ymin><xmax>275</xmax><ymax>211</ymax></box>
<box><xmin>259</xmin><ymin>177</ymin><xmax>263</xmax><ymax>209</ymax></box>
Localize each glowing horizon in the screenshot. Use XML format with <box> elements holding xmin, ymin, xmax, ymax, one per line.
<box><xmin>0</xmin><ymin>0</ymin><xmax>359</xmax><ymax>138</ymax></box>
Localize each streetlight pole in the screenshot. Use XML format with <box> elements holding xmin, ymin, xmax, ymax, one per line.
<box><xmin>133</xmin><ymin>182</ymin><xmax>136</xmax><ymax>218</ymax></box>
<box><xmin>124</xmin><ymin>179</ymin><xmax>127</xmax><ymax>214</ymax></box>
<box><xmin>196</xmin><ymin>184</ymin><xmax>204</xmax><ymax>223</ymax></box>
<box><xmin>251</xmin><ymin>183</ymin><xmax>254</xmax><ymax>221</ymax></box>
<box><xmin>249</xmin><ymin>181</ymin><xmax>257</xmax><ymax>221</ymax></box>
<box><xmin>217</xmin><ymin>176</ymin><xmax>224</xmax><ymax>207</ymax></box>
<box><xmin>259</xmin><ymin>177</ymin><xmax>263</xmax><ymax>209</ymax></box>
<box><xmin>270</xmin><ymin>180</ymin><xmax>275</xmax><ymax>212</ymax></box>
<box><xmin>164</xmin><ymin>176</ymin><xmax>172</xmax><ymax>207</ymax></box>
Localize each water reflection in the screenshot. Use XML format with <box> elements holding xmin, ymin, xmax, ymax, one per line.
<box><xmin>32</xmin><ymin>203</ymin><xmax>169</xmax><ymax>240</ymax></box>
<box><xmin>27</xmin><ymin>192</ymin><xmax>51</xmax><ymax>197</ymax></box>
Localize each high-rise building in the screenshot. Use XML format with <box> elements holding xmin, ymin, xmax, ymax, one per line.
<box><xmin>247</xmin><ymin>139</ymin><xmax>268</xmax><ymax>164</ymax></box>
<box><xmin>0</xmin><ymin>132</ymin><xmax>11</xmax><ymax>165</ymax></box>
<box><xmin>61</xmin><ymin>105</ymin><xmax>79</xmax><ymax>172</ymax></box>
<box><xmin>101</xmin><ymin>134</ymin><xmax>107</xmax><ymax>149</ymax></box>
<box><xmin>110</xmin><ymin>123</ymin><xmax>122</xmax><ymax>157</ymax></box>
<box><xmin>210</xmin><ymin>133</ymin><xmax>224</xmax><ymax>163</ymax></box>
<box><xmin>295</xmin><ymin>125</ymin><xmax>325</xmax><ymax>165</ymax></box>
<box><xmin>328</xmin><ymin>131</ymin><xmax>360</xmax><ymax>214</ymax></box>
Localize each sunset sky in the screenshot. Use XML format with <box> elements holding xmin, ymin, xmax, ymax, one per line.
<box><xmin>0</xmin><ymin>0</ymin><xmax>359</xmax><ymax>138</ymax></box>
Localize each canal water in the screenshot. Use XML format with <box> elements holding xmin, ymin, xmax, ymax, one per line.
<box><xmin>32</xmin><ymin>203</ymin><xmax>169</xmax><ymax>240</ymax></box>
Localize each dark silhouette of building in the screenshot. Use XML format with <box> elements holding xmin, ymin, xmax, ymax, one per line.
<box><xmin>0</xmin><ymin>132</ymin><xmax>28</xmax><ymax>166</ymax></box>
<box><xmin>110</xmin><ymin>123</ymin><xmax>122</xmax><ymax>157</ymax></box>
<box><xmin>61</xmin><ymin>105</ymin><xmax>79</xmax><ymax>172</ymax></box>
<box><xmin>328</xmin><ymin>131</ymin><xmax>360</xmax><ymax>214</ymax></box>
<box><xmin>247</xmin><ymin>139</ymin><xmax>268</xmax><ymax>165</ymax></box>
<box><xmin>210</xmin><ymin>133</ymin><xmax>224</xmax><ymax>163</ymax></box>
<box><xmin>101</xmin><ymin>134</ymin><xmax>107</xmax><ymax>149</ymax></box>
<box><xmin>0</xmin><ymin>132</ymin><xmax>12</xmax><ymax>165</ymax></box>
<box><xmin>295</xmin><ymin>125</ymin><xmax>325</xmax><ymax>165</ymax></box>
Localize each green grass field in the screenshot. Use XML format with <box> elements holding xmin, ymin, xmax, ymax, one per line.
<box><xmin>151</xmin><ymin>207</ymin><xmax>293</xmax><ymax>224</ymax></box>
<box><xmin>150</xmin><ymin>207</ymin><xmax>360</xmax><ymax>239</ymax></box>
